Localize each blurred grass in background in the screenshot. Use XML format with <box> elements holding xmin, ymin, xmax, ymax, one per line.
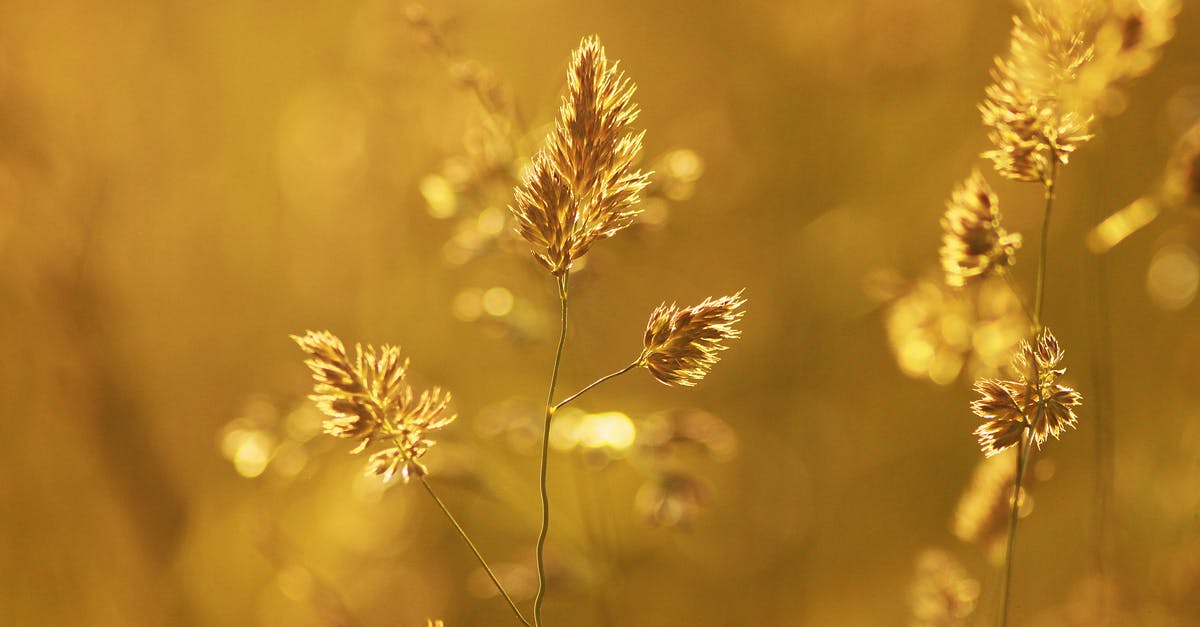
<box><xmin>1</xmin><ymin>0</ymin><xmax>1198</xmax><ymax>624</ymax></box>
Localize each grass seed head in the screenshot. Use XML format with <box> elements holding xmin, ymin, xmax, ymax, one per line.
<box><xmin>640</xmin><ymin>291</ymin><xmax>747</xmax><ymax>387</ymax></box>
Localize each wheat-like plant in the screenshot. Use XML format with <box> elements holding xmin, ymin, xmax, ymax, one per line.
<box><xmin>510</xmin><ymin>35</ymin><xmax>745</xmax><ymax>626</ymax></box>
<box><xmin>291</xmin><ymin>34</ymin><xmax>745</xmax><ymax>627</ymax></box>
<box><xmin>919</xmin><ymin>1</ymin><xmax>1178</xmax><ymax>623</ymax></box>
<box><xmin>926</xmin><ymin>0</ymin><xmax>1171</xmax><ymax>622</ymax></box>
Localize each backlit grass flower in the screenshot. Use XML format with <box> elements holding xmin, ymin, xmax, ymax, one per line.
<box><xmin>509</xmin><ymin>35</ymin><xmax>652</xmax><ymax>276</ymax></box>
<box><xmin>293</xmin><ymin>330</ymin><xmax>456</xmax><ymax>482</ymax></box>
<box><xmin>980</xmin><ymin>2</ymin><xmax>1094</xmax><ymax>182</ymax></box>
<box><xmin>639</xmin><ymin>291</ymin><xmax>746</xmax><ymax>386</ymax></box>
<box><xmin>940</xmin><ymin>170</ymin><xmax>1022</xmax><ymax>287</ymax></box>
<box><xmin>970</xmin><ymin>327</ymin><xmax>1082</xmax><ymax>456</ymax></box>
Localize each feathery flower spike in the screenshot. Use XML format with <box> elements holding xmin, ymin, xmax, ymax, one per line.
<box><xmin>640</xmin><ymin>291</ymin><xmax>747</xmax><ymax>387</ymax></box>
<box><xmin>980</xmin><ymin>2</ymin><xmax>1094</xmax><ymax>182</ymax></box>
<box><xmin>510</xmin><ymin>35</ymin><xmax>652</xmax><ymax>275</ymax></box>
<box><xmin>940</xmin><ymin>170</ymin><xmax>1023</xmax><ymax>287</ymax></box>
<box><xmin>293</xmin><ymin>330</ymin><xmax>457</xmax><ymax>482</ymax></box>
<box><xmin>970</xmin><ymin>327</ymin><xmax>1081</xmax><ymax>456</ymax></box>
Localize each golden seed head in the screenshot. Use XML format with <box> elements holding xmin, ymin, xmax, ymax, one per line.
<box><xmin>293</xmin><ymin>330</ymin><xmax>457</xmax><ymax>482</ymax></box>
<box><xmin>970</xmin><ymin>327</ymin><xmax>1082</xmax><ymax>457</ymax></box>
<box><xmin>980</xmin><ymin>3</ymin><xmax>1095</xmax><ymax>182</ymax></box>
<box><xmin>640</xmin><ymin>291</ymin><xmax>747</xmax><ymax>387</ymax></box>
<box><xmin>509</xmin><ymin>35</ymin><xmax>651</xmax><ymax>276</ymax></box>
<box><xmin>908</xmin><ymin>548</ymin><xmax>981</xmax><ymax>626</ymax></box>
<box><xmin>939</xmin><ymin>170</ymin><xmax>1023</xmax><ymax>288</ymax></box>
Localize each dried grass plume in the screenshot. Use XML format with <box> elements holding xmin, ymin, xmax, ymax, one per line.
<box><xmin>640</xmin><ymin>291</ymin><xmax>747</xmax><ymax>386</ymax></box>
<box><xmin>293</xmin><ymin>330</ymin><xmax>457</xmax><ymax>482</ymax></box>
<box><xmin>510</xmin><ymin>35</ymin><xmax>652</xmax><ymax>275</ymax></box>
<box><xmin>980</xmin><ymin>1</ymin><xmax>1094</xmax><ymax>182</ymax></box>
<box><xmin>939</xmin><ymin>170</ymin><xmax>1023</xmax><ymax>287</ymax></box>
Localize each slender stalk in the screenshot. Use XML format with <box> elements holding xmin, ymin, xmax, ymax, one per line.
<box><xmin>1000</xmin><ymin>157</ymin><xmax>1058</xmax><ymax>626</ymax></box>
<box><xmin>419</xmin><ymin>477</ymin><xmax>531</xmax><ymax>626</ymax></box>
<box><xmin>535</xmin><ymin>271</ymin><xmax>570</xmax><ymax>627</ymax></box>
<box><xmin>553</xmin><ymin>359</ymin><xmax>642</xmax><ymax>413</ymax></box>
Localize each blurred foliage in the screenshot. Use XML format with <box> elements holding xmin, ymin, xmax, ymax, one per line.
<box><xmin>1</xmin><ymin>0</ymin><xmax>1199</xmax><ymax>625</ymax></box>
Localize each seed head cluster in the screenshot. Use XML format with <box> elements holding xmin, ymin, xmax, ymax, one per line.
<box><xmin>980</xmin><ymin>2</ymin><xmax>1094</xmax><ymax>182</ymax></box>
<box><xmin>640</xmin><ymin>291</ymin><xmax>747</xmax><ymax>387</ymax></box>
<box><xmin>510</xmin><ymin>35</ymin><xmax>651</xmax><ymax>276</ymax></box>
<box><xmin>939</xmin><ymin>170</ymin><xmax>1022</xmax><ymax>288</ymax></box>
<box><xmin>970</xmin><ymin>327</ymin><xmax>1082</xmax><ymax>457</ymax></box>
<box><xmin>293</xmin><ymin>330</ymin><xmax>456</xmax><ymax>482</ymax></box>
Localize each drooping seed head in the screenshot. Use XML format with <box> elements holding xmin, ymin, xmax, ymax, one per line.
<box><xmin>640</xmin><ymin>291</ymin><xmax>747</xmax><ymax>387</ymax></box>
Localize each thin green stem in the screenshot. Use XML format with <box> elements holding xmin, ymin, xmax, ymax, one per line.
<box><xmin>419</xmin><ymin>477</ymin><xmax>531</xmax><ymax>626</ymax></box>
<box><xmin>552</xmin><ymin>359</ymin><xmax>642</xmax><ymax>413</ymax></box>
<box><xmin>534</xmin><ymin>271</ymin><xmax>570</xmax><ymax>627</ymax></box>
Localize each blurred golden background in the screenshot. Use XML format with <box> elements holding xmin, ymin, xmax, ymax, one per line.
<box><xmin>1</xmin><ymin>0</ymin><xmax>1198</xmax><ymax>625</ymax></box>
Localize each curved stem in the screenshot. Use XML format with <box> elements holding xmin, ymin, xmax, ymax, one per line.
<box><xmin>419</xmin><ymin>477</ymin><xmax>531</xmax><ymax>626</ymax></box>
<box><xmin>552</xmin><ymin>359</ymin><xmax>642</xmax><ymax>413</ymax></box>
<box><xmin>535</xmin><ymin>271</ymin><xmax>570</xmax><ymax>627</ymax></box>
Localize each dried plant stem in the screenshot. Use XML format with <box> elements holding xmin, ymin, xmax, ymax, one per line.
<box><xmin>419</xmin><ymin>477</ymin><xmax>531</xmax><ymax>626</ymax></box>
<box><xmin>553</xmin><ymin>359</ymin><xmax>642</xmax><ymax>413</ymax></box>
<box><xmin>1000</xmin><ymin>157</ymin><xmax>1057</xmax><ymax>627</ymax></box>
<box><xmin>535</xmin><ymin>271</ymin><xmax>570</xmax><ymax>627</ymax></box>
